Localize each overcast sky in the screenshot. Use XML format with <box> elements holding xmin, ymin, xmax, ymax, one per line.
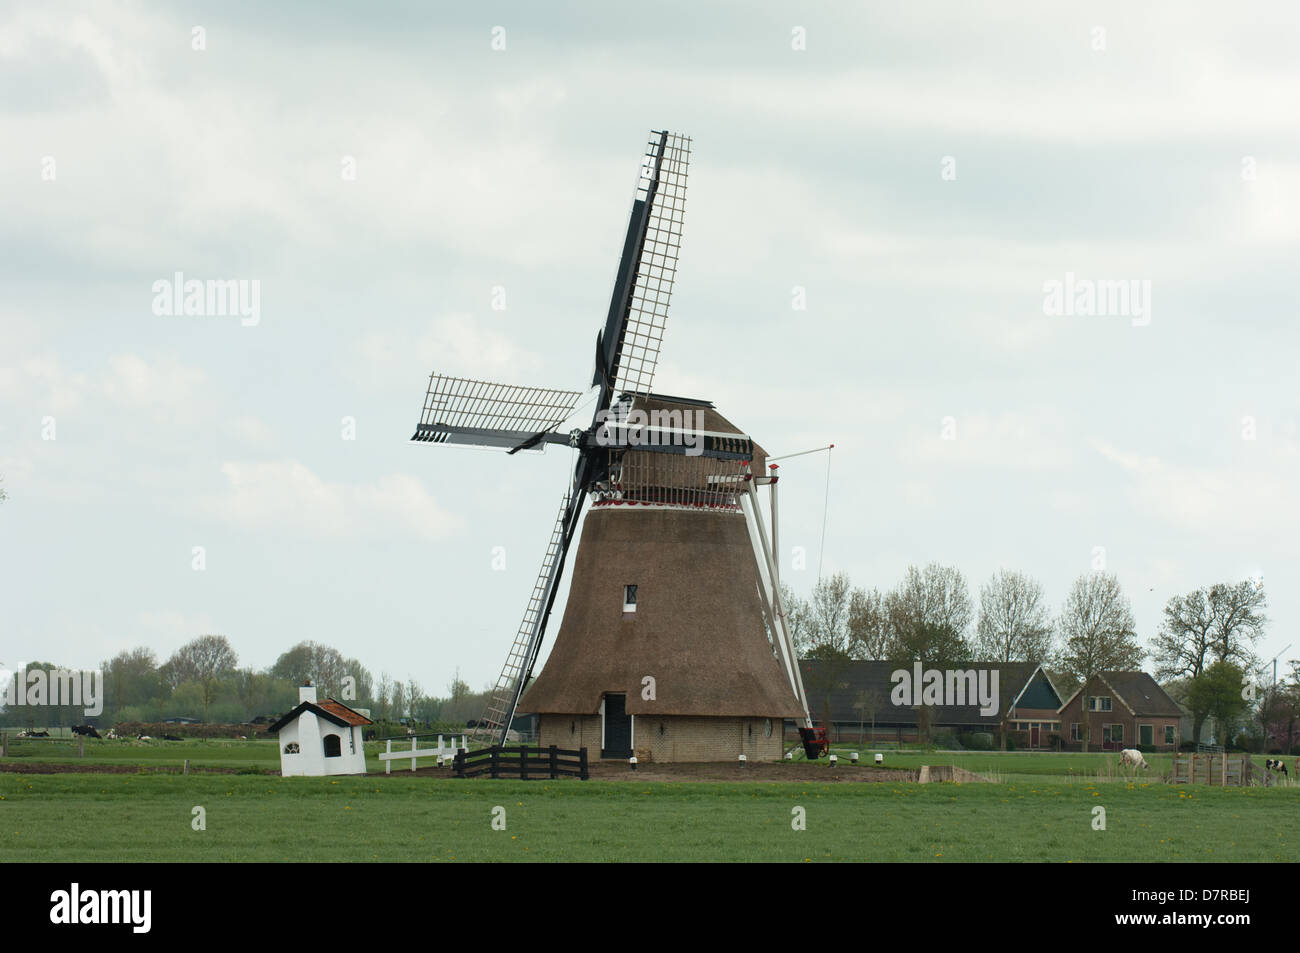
<box><xmin>2</xmin><ymin>1</ymin><xmax>1298</xmax><ymax>695</ymax></box>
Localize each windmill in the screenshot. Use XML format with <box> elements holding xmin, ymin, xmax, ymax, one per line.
<box><xmin>412</xmin><ymin>130</ymin><xmax>815</xmax><ymax>760</ymax></box>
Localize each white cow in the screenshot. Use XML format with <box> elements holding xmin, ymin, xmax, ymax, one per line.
<box><xmin>1119</xmin><ymin>748</ymin><xmax>1148</xmax><ymax>770</ymax></box>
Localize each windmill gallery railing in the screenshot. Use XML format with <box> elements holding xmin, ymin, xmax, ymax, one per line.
<box><xmin>453</xmin><ymin>744</ymin><xmax>589</xmax><ymax>780</ymax></box>
<box><xmin>592</xmin><ymin>452</ymin><xmax>750</xmax><ymax>510</ymax></box>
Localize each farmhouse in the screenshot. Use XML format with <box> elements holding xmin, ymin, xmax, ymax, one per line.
<box><xmin>1056</xmin><ymin>671</ymin><xmax>1182</xmax><ymax>751</ymax></box>
<box><xmin>798</xmin><ymin>660</ymin><xmax>1063</xmax><ymax>748</ymax></box>
<box><xmin>270</xmin><ymin>683</ymin><xmax>372</xmax><ymax>776</ymax></box>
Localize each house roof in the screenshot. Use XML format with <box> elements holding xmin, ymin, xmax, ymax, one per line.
<box><xmin>1056</xmin><ymin>671</ymin><xmax>1183</xmax><ymax>717</ymax></box>
<box><xmin>269</xmin><ymin>699</ymin><xmax>373</xmax><ymax>733</ymax></box>
<box><xmin>317</xmin><ymin>699</ymin><xmax>374</xmax><ymax>726</ymax></box>
<box><xmin>1010</xmin><ymin>666</ymin><xmax>1062</xmax><ymax>711</ymax></box>
<box><xmin>797</xmin><ymin>660</ymin><xmax>1057</xmax><ymax>728</ymax></box>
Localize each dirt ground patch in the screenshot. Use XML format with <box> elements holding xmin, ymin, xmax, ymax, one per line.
<box><xmin>378</xmin><ymin>760</ymin><xmax>919</xmax><ymax>783</ymax></box>
<box><xmin>585</xmin><ymin>761</ymin><xmax>918</xmax><ymax>783</ymax></box>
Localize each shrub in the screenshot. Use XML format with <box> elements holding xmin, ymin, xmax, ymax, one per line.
<box><xmin>931</xmin><ymin>731</ymin><xmax>962</xmax><ymax>750</ymax></box>
<box><xmin>961</xmin><ymin>732</ymin><xmax>995</xmax><ymax>751</ymax></box>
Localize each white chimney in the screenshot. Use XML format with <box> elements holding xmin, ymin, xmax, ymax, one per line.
<box><xmin>299</xmin><ymin>685</ymin><xmax>317</xmax><ymax>703</ymax></box>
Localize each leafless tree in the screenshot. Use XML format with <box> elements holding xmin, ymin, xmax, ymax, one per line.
<box><xmin>884</xmin><ymin>563</ymin><xmax>973</xmax><ymax>664</ymax></box>
<box><xmin>1056</xmin><ymin>573</ymin><xmax>1144</xmax><ymax>752</ymax></box>
<box><xmin>974</xmin><ymin>569</ymin><xmax>1055</xmax><ymax>750</ymax></box>
<box><xmin>847</xmin><ymin>587</ymin><xmax>890</xmax><ymax>659</ymax></box>
<box><xmin>390</xmin><ymin>680</ymin><xmax>406</xmax><ymax>723</ymax></box>
<box><xmin>806</xmin><ymin>572</ymin><xmax>854</xmax><ymax>656</ymax></box>
<box><xmin>886</xmin><ymin>564</ymin><xmax>973</xmax><ymax>651</ymax></box>
<box><xmin>406</xmin><ymin>678</ymin><xmax>423</xmax><ymax>724</ymax></box>
<box><xmin>853</xmin><ymin>688</ymin><xmax>884</xmax><ymax>744</ymax></box>
<box><xmin>1152</xmin><ymin>580</ymin><xmax>1266</xmax><ymax>682</ymax></box>
<box><xmin>1208</xmin><ymin>580</ymin><xmax>1268</xmax><ymax>670</ymax></box>
<box><xmin>975</xmin><ymin>569</ymin><xmax>1054</xmax><ymax>664</ymax></box>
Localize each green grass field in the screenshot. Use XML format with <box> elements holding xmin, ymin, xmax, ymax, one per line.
<box><xmin>1</xmin><ymin>739</ymin><xmax>1296</xmax><ymax>862</ymax></box>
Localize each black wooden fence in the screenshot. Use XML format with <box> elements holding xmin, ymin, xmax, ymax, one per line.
<box><xmin>453</xmin><ymin>744</ymin><xmax>588</xmax><ymax>780</ymax></box>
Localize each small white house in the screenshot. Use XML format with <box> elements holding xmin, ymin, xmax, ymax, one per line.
<box><xmin>271</xmin><ymin>684</ymin><xmax>373</xmax><ymax>777</ymax></box>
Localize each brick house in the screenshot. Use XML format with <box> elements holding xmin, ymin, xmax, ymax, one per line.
<box><xmin>1056</xmin><ymin>671</ymin><xmax>1182</xmax><ymax>751</ymax></box>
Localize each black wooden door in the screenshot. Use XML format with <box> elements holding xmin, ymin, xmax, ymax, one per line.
<box><xmin>602</xmin><ymin>693</ymin><xmax>632</xmax><ymax>758</ymax></box>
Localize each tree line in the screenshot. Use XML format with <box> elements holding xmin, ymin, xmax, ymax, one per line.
<box><xmin>782</xmin><ymin>565</ymin><xmax>1295</xmax><ymax>752</ymax></box>
<box><xmin>0</xmin><ymin>636</ymin><xmax>492</xmax><ymax>731</ymax></box>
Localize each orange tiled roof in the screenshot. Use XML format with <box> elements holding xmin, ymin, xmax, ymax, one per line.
<box><xmin>317</xmin><ymin>699</ymin><xmax>373</xmax><ymax>727</ymax></box>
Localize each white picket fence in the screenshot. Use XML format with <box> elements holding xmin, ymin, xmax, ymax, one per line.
<box><xmin>378</xmin><ymin>735</ymin><xmax>467</xmax><ymax>774</ymax></box>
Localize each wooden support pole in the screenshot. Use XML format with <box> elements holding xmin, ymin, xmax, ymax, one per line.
<box><xmin>490</xmin><ymin>745</ymin><xmax>500</xmax><ymax>779</ymax></box>
<box><xmin>184</xmin><ymin>759</ymin><xmax>190</xmax><ymax>776</ymax></box>
<box><xmin>384</xmin><ymin>739</ymin><xmax>392</xmax><ymax>775</ymax></box>
<box><xmin>520</xmin><ymin>743</ymin><xmax>529</xmax><ymax>781</ymax></box>
<box><xmin>549</xmin><ymin>745</ymin><xmax>558</xmax><ymax>779</ymax></box>
<box><xmin>1</xmin><ymin>732</ymin><xmax>6</xmax><ymax>757</ymax></box>
<box><xmin>79</xmin><ymin>736</ymin><xmax>84</xmax><ymax>759</ymax></box>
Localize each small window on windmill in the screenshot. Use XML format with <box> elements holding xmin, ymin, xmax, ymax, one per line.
<box><xmin>623</xmin><ymin>584</ymin><xmax>638</xmax><ymax>615</ymax></box>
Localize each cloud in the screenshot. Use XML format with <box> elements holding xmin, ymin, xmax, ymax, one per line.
<box><xmin>1092</xmin><ymin>438</ymin><xmax>1299</xmax><ymax>538</ymax></box>
<box><xmin>904</xmin><ymin>410</ymin><xmax>1074</xmax><ymax>471</ymax></box>
<box><xmin>0</xmin><ymin>351</ymin><xmax>90</xmax><ymax>415</ymax></box>
<box><xmin>204</xmin><ymin>460</ymin><xmax>459</xmax><ymax>541</ymax></box>
<box><xmin>102</xmin><ymin>353</ymin><xmax>206</xmax><ymax>406</ymax></box>
<box><xmin>356</xmin><ymin>313</ymin><xmax>553</xmax><ymax>399</ymax></box>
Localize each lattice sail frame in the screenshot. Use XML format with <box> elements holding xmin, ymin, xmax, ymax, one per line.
<box><xmin>611</xmin><ymin>132</ymin><xmax>690</xmax><ymax>400</ymax></box>
<box><xmin>411</xmin><ymin>374</ymin><xmax>583</xmax><ymax>445</ymax></box>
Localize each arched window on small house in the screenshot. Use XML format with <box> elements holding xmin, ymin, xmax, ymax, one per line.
<box><xmin>283</xmin><ymin>742</ymin><xmax>300</xmax><ymax>754</ymax></box>
<box><xmin>323</xmin><ymin>734</ymin><xmax>342</xmax><ymax>758</ymax></box>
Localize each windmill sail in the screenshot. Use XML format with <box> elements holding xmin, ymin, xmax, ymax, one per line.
<box><xmin>471</xmin><ymin>490</ymin><xmax>580</xmax><ymax>746</ymax></box>
<box><xmin>411</xmin><ymin>374</ymin><xmax>583</xmax><ymax>449</ymax></box>
<box><xmin>595</xmin><ymin>131</ymin><xmax>690</xmax><ymax>404</ymax></box>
